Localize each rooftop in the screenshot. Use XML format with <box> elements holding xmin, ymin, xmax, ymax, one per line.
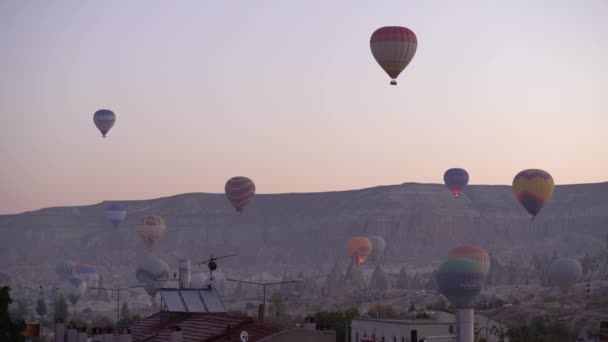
<box><xmin>128</xmin><ymin>312</ymin><xmax>283</xmax><ymax>342</ymax></box>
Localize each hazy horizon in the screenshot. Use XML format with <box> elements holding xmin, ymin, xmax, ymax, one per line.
<box><xmin>1</xmin><ymin>0</ymin><xmax>607</xmax><ymax>214</ymax></box>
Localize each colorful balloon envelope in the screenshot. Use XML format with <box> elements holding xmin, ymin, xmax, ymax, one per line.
<box><xmin>436</xmin><ymin>258</ymin><xmax>483</xmax><ymax>308</ymax></box>
<box><xmin>105</xmin><ymin>203</ymin><xmax>127</xmax><ymax>228</ymax></box>
<box><xmin>347</xmin><ymin>237</ymin><xmax>373</xmax><ymax>264</ymax></box>
<box><xmin>443</xmin><ymin>168</ymin><xmax>469</xmax><ymax>198</ymax></box>
<box><xmin>225</xmin><ymin>177</ymin><xmax>256</xmax><ymax>215</ymax></box>
<box><xmin>62</xmin><ymin>277</ymin><xmax>87</xmax><ymax>305</ymax></box>
<box><xmin>448</xmin><ymin>245</ymin><xmax>490</xmax><ymax>275</ymax></box>
<box><xmin>136</xmin><ymin>215</ymin><xmax>166</xmax><ymax>248</ymax></box>
<box><xmin>548</xmin><ymin>258</ymin><xmax>582</xmax><ymax>295</ymax></box>
<box><xmin>93</xmin><ymin>109</ymin><xmax>116</xmax><ymax>138</ymax></box>
<box><xmin>370</xmin><ymin>26</ymin><xmax>417</xmax><ymax>85</ymax></box>
<box><xmin>512</xmin><ymin>169</ymin><xmax>554</xmax><ymax>220</ymax></box>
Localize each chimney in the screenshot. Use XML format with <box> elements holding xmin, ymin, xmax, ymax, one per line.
<box><xmin>171</xmin><ymin>326</ymin><xmax>183</xmax><ymax>342</ymax></box>
<box><xmin>118</xmin><ymin>328</ymin><xmax>132</xmax><ymax>342</ymax></box>
<box><xmin>258</xmin><ymin>303</ymin><xmax>265</xmax><ymax>322</ymax></box>
<box><xmin>179</xmin><ymin>258</ymin><xmax>191</xmax><ymax>289</ymax></box>
<box><xmin>54</xmin><ymin>319</ymin><xmax>66</xmax><ymax>342</ymax></box>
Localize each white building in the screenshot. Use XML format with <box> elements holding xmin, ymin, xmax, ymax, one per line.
<box><xmin>351</xmin><ymin>318</ymin><xmax>455</xmax><ymax>342</ymax></box>
<box><xmin>350</xmin><ymin>311</ymin><xmax>509</xmax><ymax>342</ymax></box>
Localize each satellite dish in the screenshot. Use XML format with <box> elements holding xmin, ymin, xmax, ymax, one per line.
<box><xmin>240</xmin><ymin>330</ymin><xmax>249</xmax><ymax>342</ymax></box>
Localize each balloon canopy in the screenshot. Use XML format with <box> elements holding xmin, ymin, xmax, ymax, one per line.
<box><xmin>135</xmin><ymin>255</ymin><xmax>171</xmax><ymax>298</ymax></box>
<box><xmin>548</xmin><ymin>258</ymin><xmax>582</xmax><ymax>294</ymax></box>
<box><xmin>136</xmin><ymin>215</ymin><xmax>166</xmax><ymax>248</ymax></box>
<box><xmin>62</xmin><ymin>277</ymin><xmax>87</xmax><ymax>305</ymax></box>
<box><xmin>105</xmin><ymin>204</ymin><xmax>127</xmax><ymax>228</ymax></box>
<box><xmin>370</xmin><ymin>26</ymin><xmax>417</xmax><ymax>85</ymax></box>
<box><xmin>72</xmin><ymin>263</ymin><xmax>99</xmax><ymax>287</ymax></box>
<box><xmin>369</xmin><ymin>235</ymin><xmax>386</xmax><ymax>259</ymax></box>
<box><xmin>436</xmin><ymin>258</ymin><xmax>484</xmax><ymax>308</ymax></box>
<box><xmin>512</xmin><ymin>169</ymin><xmax>555</xmax><ymax>220</ymax></box>
<box><xmin>225</xmin><ymin>177</ymin><xmax>256</xmax><ymax>215</ymax></box>
<box><xmin>347</xmin><ymin>237</ymin><xmax>373</xmax><ymax>264</ymax></box>
<box><xmin>93</xmin><ymin>109</ymin><xmax>116</xmax><ymax>138</ymax></box>
<box><xmin>443</xmin><ymin>168</ymin><xmax>469</xmax><ymax>198</ymax></box>
<box><xmin>448</xmin><ymin>245</ymin><xmax>490</xmax><ymax>275</ymax></box>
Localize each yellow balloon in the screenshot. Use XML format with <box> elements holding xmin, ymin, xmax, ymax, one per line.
<box><xmin>136</xmin><ymin>215</ymin><xmax>166</xmax><ymax>248</ymax></box>
<box><xmin>512</xmin><ymin>169</ymin><xmax>554</xmax><ymax>219</ymax></box>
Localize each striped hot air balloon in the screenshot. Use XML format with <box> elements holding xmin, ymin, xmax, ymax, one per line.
<box><xmin>136</xmin><ymin>215</ymin><xmax>166</xmax><ymax>248</ymax></box>
<box><xmin>370</xmin><ymin>26</ymin><xmax>417</xmax><ymax>85</ymax></box>
<box><xmin>436</xmin><ymin>258</ymin><xmax>484</xmax><ymax>308</ymax></box>
<box><xmin>105</xmin><ymin>203</ymin><xmax>127</xmax><ymax>228</ymax></box>
<box><xmin>347</xmin><ymin>237</ymin><xmax>373</xmax><ymax>264</ymax></box>
<box><xmin>443</xmin><ymin>168</ymin><xmax>469</xmax><ymax>198</ymax></box>
<box><xmin>93</xmin><ymin>109</ymin><xmax>116</xmax><ymax>138</ymax></box>
<box><xmin>512</xmin><ymin>169</ymin><xmax>554</xmax><ymax>220</ymax></box>
<box><xmin>448</xmin><ymin>245</ymin><xmax>490</xmax><ymax>275</ymax></box>
<box><xmin>225</xmin><ymin>177</ymin><xmax>256</xmax><ymax>215</ymax></box>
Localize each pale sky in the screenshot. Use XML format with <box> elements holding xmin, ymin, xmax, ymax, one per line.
<box><xmin>0</xmin><ymin>1</ymin><xmax>607</xmax><ymax>214</ymax></box>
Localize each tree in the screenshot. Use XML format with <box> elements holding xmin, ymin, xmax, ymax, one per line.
<box><xmin>367</xmin><ymin>303</ymin><xmax>397</xmax><ymax>319</ymax></box>
<box><xmin>36</xmin><ymin>298</ymin><xmax>47</xmax><ymax>317</ymax></box>
<box><xmin>0</xmin><ymin>286</ymin><xmax>26</xmax><ymax>342</ymax></box>
<box><xmin>54</xmin><ymin>294</ymin><xmax>68</xmax><ymax>321</ymax></box>
<box><xmin>10</xmin><ymin>297</ymin><xmax>29</xmax><ymax>322</ymax></box>
<box><xmin>120</xmin><ymin>303</ymin><xmax>131</xmax><ymax>322</ymax></box>
<box><xmin>267</xmin><ymin>291</ymin><xmax>288</xmax><ymax>324</ymax></box>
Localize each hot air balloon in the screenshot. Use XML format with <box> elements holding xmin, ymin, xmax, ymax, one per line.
<box><xmin>225</xmin><ymin>177</ymin><xmax>256</xmax><ymax>215</ymax></box>
<box><xmin>370</xmin><ymin>26</ymin><xmax>417</xmax><ymax>85</ymax></box>
<box><xmin>93</xmin><ymin>109</ymin><xmax>116</xmax><ymax>138</ymax></box>
<box><xmin>105</xmin><ymin>204</ymin><xmax>127</xmax><ymax>228</ymax></box>
<box><xmin>548</xmin><ymin>258</ymin><xmax>582</xmax><ymax>295</ymax></box>
<box><xmin>135</xmin><ymin>256</ymin><xmax>171</xmax><ymax>299</ymax></box>
<box><xmin>448</xmin><ymin>245</ymin><xmax>490</xmax><ymax>275</ymax></box>
<box><xmin>136</xmin><ymin>215</ymin><xmax>166</xmax><ymax>248</ymax></box>
<box><xmin>347</xmin><ymin>237</ymin><xmax>373</xmax><ymax>264</ymax></box>
<box><xmin>56</xmin><ymin>260</ymin><xmax>74</xmax><ymax>279</ymax></box>
<box><xmin>436</xmin><ymin>258</ymin><xmax>484</xmax><ymax>308</ymax></box>
<box><xmin>72</xmin><ymin>263</ymin><xmax>99</xmax><ymax>288</ymax></box>
<box><xmin>62</xmin><ymin>277</ymin><xmax>87</xmax><ymax>305</ymax></box>
<box><xmin>443</xmin><ymin>168</ymin><xmax>469</xmax><ymax>198</ymax></box>
<box><xmin>369</xmin><ymin>235</ymin><xmax>386</xmax><ymax>260</ymax></box>
<box><xmin>512</xmin><ymin>169</ymin><xmax>555</xmax><ymax>220</ymax></box>
<box><xmin>436</xmin><ymin>258</ymin><xmax>483</xmax><ymax>342</ymax></box>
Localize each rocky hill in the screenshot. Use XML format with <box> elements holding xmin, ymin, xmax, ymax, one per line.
<box><xmin>1</xmin><ymin>182</ymin><xmax>607</xmax><ymax>287</ymax></box>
